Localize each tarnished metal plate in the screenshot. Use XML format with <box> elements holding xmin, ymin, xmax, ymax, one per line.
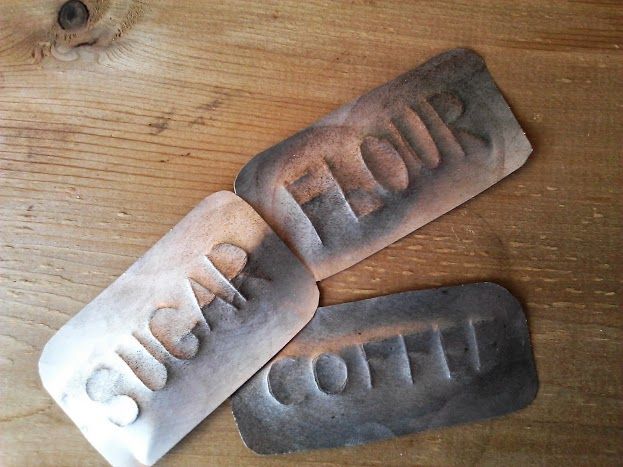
<box><xmin>38</xmin><ymin>191</ymin><xmax>319</xmax><ymax>466</ymax></box>
<box><xmin>235</xmin><ymin>49</ymin><xmax>533</xmax><ymax>280</ymax></box>
<box><xmin>232</xmin><ymin>283</ymin><xmax>538</xmax><ymax>454</ymax></box>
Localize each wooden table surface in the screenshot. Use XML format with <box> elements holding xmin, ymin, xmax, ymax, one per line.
<box><xmin>1</xmin><ymin>1</ymin><xmax>621</xmax><ymax>465</ymax></box>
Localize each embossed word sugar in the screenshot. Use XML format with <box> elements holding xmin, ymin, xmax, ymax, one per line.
<box><xmin>38</xmin><ymin>192</ymin><xmax>319</xmax><ymax>466</ymax></box>
<box><xmin>232</xmin><ymin>283</ymin><xmax>538</xmax><ymax>454</ymax></box>
<box><xmin>235</xmin><ymin>48</ymin><xmax>533</xmax><ymax>280</ymax></box>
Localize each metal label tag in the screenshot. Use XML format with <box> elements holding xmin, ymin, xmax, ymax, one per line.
<box><xmin>235</xmin><ymin>49</ymin><xmax>533</xmax><ymax>280</ymax></box>
<box><xmin>38</xmin><ymin>192</ymin><xmax>319</xmax><ymax>465</ymax></box>
<box><xmin>232</xmin><ymin>283</ymin><xmax>538</xmax><ymax>454</ymax></box>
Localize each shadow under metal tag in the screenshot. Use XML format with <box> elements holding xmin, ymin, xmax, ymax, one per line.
<box><xmin>231</xmin><ymin>283</ymin><xmax>538</xmax><ymax>454</ymax></box>
<box><xmin>38</xmin><ymin>192</ymin><xmax>319</xmax><ymax>466</ymax></box>
<box><xmin>235</xmin><ymin>49</ymin><xmax>533</xmax><ymax>280</ymax></box>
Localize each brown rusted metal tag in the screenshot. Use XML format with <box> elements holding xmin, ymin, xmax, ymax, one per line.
<box><xmin>234</xmin><ymin>49</ymin><xmax>532</xmax><ymax>280</ymax></box>
<box><xmin>38</xmin><ymin>191</ymin><xmax>319</xmax><ymax>466</ymax></box>
<box><xmin>231</xmin><ymin>283</ymin><xmax>538</xmax><ymax>454</ymax></box>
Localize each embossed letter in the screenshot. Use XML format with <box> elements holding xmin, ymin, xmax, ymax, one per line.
<box><xmin>313</xmin><ymin>353</ymin><xmax>348</xmax><ymax>394</ymax></box>
<box><xmin>85</xmin><ymin>367</ymin><xmax>139</xmax><ymax>427</ymax></box>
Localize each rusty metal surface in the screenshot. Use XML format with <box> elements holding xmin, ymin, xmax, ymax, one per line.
<box><xmin>38</xmin><ymin>191</ymin><xmax>319</xmax><ymax>466</ymax></box>
<box><xmin>231</xmin><ymin>283</ymin><xmax>538</xmax><ymax>454</ymax></box>
<box><xmin>234</xmin><ymin>49</ymin><xmax>533</xmax><ymax>280</ymax></box>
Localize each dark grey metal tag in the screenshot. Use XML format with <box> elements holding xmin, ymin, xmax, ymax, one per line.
<box><xmin>231</xmin><ymin>283</ymin><xmax>538</xmax><ymax>454</ymax></box>
<box><xmin>234</xmin><ymin>49</ymin><xmax>532</xmax><ymax>280</ymax></box>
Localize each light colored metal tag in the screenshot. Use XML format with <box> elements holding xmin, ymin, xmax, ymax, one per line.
<box><xmin>38</xmin><ymin>191</ymin><xmax>319</xmax><ymax>466</ymax></box>
<box><xmin>232</xmin><ymin>283</ymin><xmax>538</xmax><ymax>454</ymax></box>
<box><xmin>235</xmin><ymin>49</ymin><xmax>533</xmax><ymax>280</ymax></box>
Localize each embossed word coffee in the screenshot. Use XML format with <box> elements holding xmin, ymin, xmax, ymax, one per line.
<box><xmin>235</xmin><ymin>49</ymin><xmax>533</xmax><ymax>280</ymax></box>
<box><xmin>232</xmin><ymin>283</ymin><xmax>538</xmax><ymax>454</ymax></box>
<box><xmin>39</xmin><ymin>192</ymin><xmax>319</xmax><ymax>466</ymax></box>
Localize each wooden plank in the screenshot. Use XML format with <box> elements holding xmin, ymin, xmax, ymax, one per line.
<box><xmin>0</xmin><ymin>1</ymin><xmax>621</xmax><ymax>465</ymax></box>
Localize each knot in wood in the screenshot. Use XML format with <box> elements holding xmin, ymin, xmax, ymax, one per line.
<box><xmin>58</xmin><ymin>0</ymin><xmax>89</xmax><ymax>31</ymax></box>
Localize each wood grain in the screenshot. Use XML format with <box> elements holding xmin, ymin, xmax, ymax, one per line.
<box><xmin>0</xmin><ymin>0</ymin><xmax>621</xmax><ymax>465</ymax></box>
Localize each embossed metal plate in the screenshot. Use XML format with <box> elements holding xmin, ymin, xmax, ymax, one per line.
<box><xmin>235</xmin><ymin>49</ymin><xmax>533</xmax><ymax>280</ymax></box>
<box><xmin>232</xmin><ymin>283</ymin><xmax>538</xmax><ymax>454</ymax></box>
<box><xmin>38</xmin><ymin>191</ymin><xmax>319</xmax><ymax>466</ymax></box>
